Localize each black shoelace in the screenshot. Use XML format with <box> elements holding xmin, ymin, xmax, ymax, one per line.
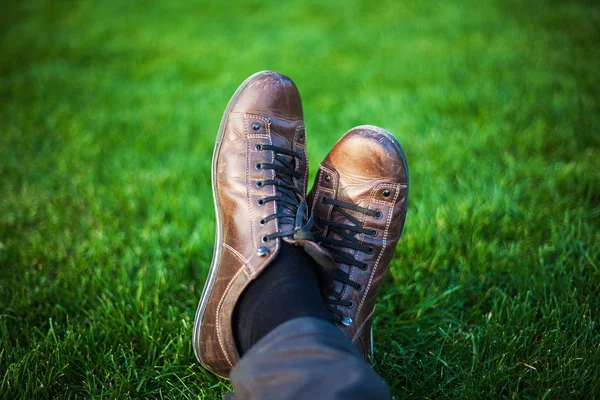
<box><xmin>316</xmin><ymin>197</ymin><xmax>381</xmax><ymax>324</ymax></box>
<box><xmin>255</xmin><ymin>144</ymin><xmax>313</xmax><ymax>242</ymax></box>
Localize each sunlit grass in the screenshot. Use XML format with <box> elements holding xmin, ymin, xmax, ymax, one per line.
<box><xmin>1</xmin><ymin>0</ymin><xmax>599</xmax><ymax>398</ymax></box>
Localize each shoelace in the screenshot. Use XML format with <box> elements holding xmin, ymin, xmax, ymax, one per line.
<box><xmin>316</xmin><ymin>197</ymin><xmax>381</xmax><ymax>325</ymax></box>
<box><xmin>255</xmin><ymin>144</ymin><xmax>313</xmax><ymax>242</ymax></box>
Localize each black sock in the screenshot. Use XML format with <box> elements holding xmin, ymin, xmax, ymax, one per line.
<box><xmin>232</xmin><ymin>242</ymin><xmax>331</xmax><ymax>355</ymax></box>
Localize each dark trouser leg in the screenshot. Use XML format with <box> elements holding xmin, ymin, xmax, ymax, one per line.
<box><xmin>229</xmin><ymin>317</ymin><xmax>390</xmax><ymax>400</ymax></box>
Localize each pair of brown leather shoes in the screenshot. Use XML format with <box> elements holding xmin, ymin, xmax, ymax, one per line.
<box><xmin>192</xmin><ymin>71</ymin><xmax>409</xmax><ymax>378</ymax></box>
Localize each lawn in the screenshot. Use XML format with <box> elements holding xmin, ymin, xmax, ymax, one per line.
<box><xmin>1</xmin><ymin>0</ymin><xmax>599</xmax><ymax>398</ymax></box>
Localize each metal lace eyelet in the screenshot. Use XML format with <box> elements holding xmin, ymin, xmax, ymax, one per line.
<box><xmin>383</xmin><ymin>189</ymin><xmax>391</xmax><ymax>197</ymax></box>
<box><xmin>370</xmin><ymin>229</ymin><xmax>378</xmax><ymax>237</ymax></box>
<box><xmin>374</xmin><ymin>210</ymin><xmax>383</xmax><ymax>219</ymax></box>
<box><xmin>261</xmin><ymin>235</ymin><xmax>269</xmax><ymax>243</ymax></box>
<box><xmin>259</xmin><ymin>219</ymin><xmax>266</xmax><ymax>226</ymax></box>
<box><xmin>299</xmin><ymin>131</ymin><xmax>305</xmax><ymax>140</ymax></box>
<box><xmin>257</xmin><ymin>198</ymin><xmax>265</xmax><ymax>206</ymax></box>
<box><xmin>348</xmin><ymin>300</ymin><xmax>354</xmax><ymax>309</ymax></box>
<box><xmin>324</xmin><ymin>174</ymin><xmax>331</xmax><ymax>183</ymax></box>
<box><xmin>255</xmin><ymin>163</ymin><xmax>262</xmax><ymax>170</ymax></box>
<box><xmin>252</xmin><ymin>122</ymin><xmax>261</xmax><ymax>131</ymax></box>
<box><xmin>257</xmin><ymin>246</ymin><xmax>269</xmax><ymax>257</ymax></box>
<box><xmin>355</xmin><ymin>283</ymin><xmax>362</xmax><ymax>291</ymax></box>
<box><xmin>256</xmin><ymin>181</ymin><xmax>264</xmax><ymax>188</ymax></box>
<box><xmin>367</xmin><ymin>247</ymin><xmax>374</xmax><ymax>255</ymax></box>
<box><xmin>321</xmin><ymin>196</ymin><xmax>327</xmax><ymax>204</ymax></box>
<box><xmin>255</xmin><ymin>144</ymin><xmax>262</xmax><ymax>151</ymax></box>
<box><xmin>341</xmin><ymin>316</ymin><xmax>352</xmax><ymax>326</ymax></box>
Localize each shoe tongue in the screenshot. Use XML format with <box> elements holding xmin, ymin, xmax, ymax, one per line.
<box><xmin>269</xmin><ymin>129</ymin><xmax>290</xmax><ymax>149</ymax></box>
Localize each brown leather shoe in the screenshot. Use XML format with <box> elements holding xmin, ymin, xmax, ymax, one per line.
<box><xmin>307</xmin><ymin>125</ymin><xmax>409</xmax><ymax>363</ymax></box>
<box><xmin>192</xmin><ymin>71</ymin><xmax>313</xmax><ymax>378</ymax></box>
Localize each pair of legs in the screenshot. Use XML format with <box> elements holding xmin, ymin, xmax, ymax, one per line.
<box><xmin>192</xmin><ymin>71</ymin><xmax>408</xmax><ymax>399</ymax></box>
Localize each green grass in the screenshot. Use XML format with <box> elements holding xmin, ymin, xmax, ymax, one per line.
<box><xmin>1</xmin><ymin>0</ymin><xmax>599</xmax><ymax>398</ymax></box>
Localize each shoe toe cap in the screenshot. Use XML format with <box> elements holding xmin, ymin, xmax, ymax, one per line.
<box><xmin>231</xmin><ymin>71</ymin><xmax>303</xmax><ymax>120</ymax></box>
<box><xmin>325</xmin><ymin>125</ymin><xmax>408</xmax><ymax>183</ymax></box>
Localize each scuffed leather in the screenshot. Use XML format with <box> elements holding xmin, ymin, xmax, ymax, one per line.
<box><xmin>197</xmin><ymin>72</ymin><xmax>307</xmax><ymax>378</ymax></box>
<box><xmin>308</xmin><ymin>126</ymin><xmax>409</xmax><ymax>362</ymax></box>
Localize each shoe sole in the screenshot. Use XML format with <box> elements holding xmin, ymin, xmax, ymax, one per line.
<box><xmin>192</xmin><ymin>70</ymin><xmax>276</xmax><ymax>376</ymax></box>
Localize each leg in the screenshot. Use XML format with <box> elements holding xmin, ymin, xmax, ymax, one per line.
<box><xmin>230</xmin><ymin>317</ymin><xmax>390</xmax><ymax>400</ymax></box>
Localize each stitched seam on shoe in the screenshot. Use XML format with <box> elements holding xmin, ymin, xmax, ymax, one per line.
<box><xmin>311</xmin><ymin>185</ymin><xmax>334</xmax><ymax>222</ymax></box>
<box><xmin>317</xmin><ymin>165</ymin><xmax>337</xmax><ymax>238</ymax></box>
<box><xmin>247</xmin><ymin>118</ymin><xmax>277</xmax><ymax>279</ymax></box>
<box><xmin>371</xmin><ymin>183</ymin><xmax>400</xmax><ymax>206</ymax></box>
<box><xmin>244</xmin><ymin>114</ymin><xmax>258</xmax><ymax>257</ymax></box>
<box><xmin>344</xmin><ymin>183</ymin><xmax>369</xmax><ymax>302</ymax></box>
<box><xmin>355</xmin><ymin>183</ymin><xmax>400</xmax><ymax>320</ymax></box>
<box><xmin>248</xmin><ymin>134</ymin><xmax>269</xmax><ymax>139</ymax></box>
<box><xmin>295</xmin><ymin>124</ymin><xmax>308</xmax><ymax>195</ymax></box>
<box><xmin>247</xmin><ymin>128</ymin><xmax>270</xmax><ymax>263</ymax></box>
<box><xmin>216</xmin><ymin>267</ymin><xmax>245</xmax><ymax>367</ymax></box>
<box><xmin>317</xmin><ymin>164</ymin><xmax>347</xmax><ymax>312</ymax></box>
<box><xmin>352</xmin><ymin>305</ymin><xmax>375</xmax><ymax>343</ymax></box>
<box><xmin>302</xmin><ymin>126</ymin><xmax>308</xmax><ymax>195</ymax></box>
<box><xmin>310</xmin><ymin>188</ymin><xmax>319</xmax><ymax>216</ymax></box>
<box><xmin>244</xmin><ymin>113</ymin><xmax>270</xmax><ymax>275</ymax></box>
<box><xmin>243</xmin><ymin>113</ymin><xmax>269</xmax><ymax>127</ymax></box>
<box><xmin>268</xmin><ymin>119</ymin><xmax>277</xmax><ymax>269</ymax></box>
<box><xmin>223</xmin><ymin>243</ymin><xmax>249</xmax><ymax>264</ymax></box>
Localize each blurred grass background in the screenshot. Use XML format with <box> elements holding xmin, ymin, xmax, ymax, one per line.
<box><xmin>1</xmin><ymin>0</ymin><xmax>599</xmax><ymax>398</ymax></box>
